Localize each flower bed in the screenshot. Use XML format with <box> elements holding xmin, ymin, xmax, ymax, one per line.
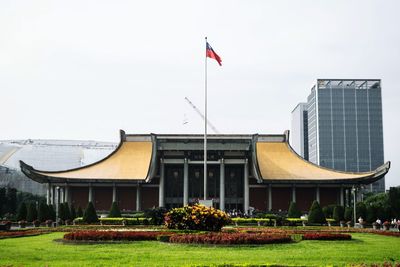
<box><xmin>73</xmin><ymin>217</ymin><xmax>152</xmax><ymax>225</ymax></box>
<box><xmin>63</xmin><ymin>230</ymin><xmax>171</xmax><ymax>241</ymax></box>
<box><xmin>0</xmin><ymin>229</ymin><xmax>50</xmax><ymax>239</ymax></box>
<box><xmin>302</xmin><ymin>233</ymin><xmax>351</xmax><ymax>240</ymax></box>
<box><xmin>169</xmin><ymin>232</ymin><xmax>292</xmax><ymax>245</ymax></box>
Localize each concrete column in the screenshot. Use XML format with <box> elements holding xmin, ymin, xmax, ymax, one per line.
<box><xmin>316</xmin><ymin>186</ymin><xmax>320</xmax><ymax>203</ymax></box>
<box><xmin>64</xmin><ymin>185</ymin><xmax>70</xmax><ymax>204</ymax></box>
<box><xmin>52</xmin><ymin>186</ymin><xmax>56</xmax><ymax>205</ymax></box>
<box><xmin>159</xmin><ymin>159</ymin><xmax>165</xmax><ymax>207</ymax></box>
<box><xmin>268</xmin><ymin>185</ymin><xmax>272</xmax><ymax>211</ymax></box>
<box><xmin>183</xmin><ymin>158</ymin><xmax>189</xmax><ymax>206</ymax></box>
<box><xmin>88</xmin><ymin>184</ymin><xmax>93</xmax><ymax>202</ymax></box>
<box><xmin>292</xmin><ymin>185</ymin><xmax>296</xmax><ymax>203</ymax></box>
<box><xmin>60</xmin><ymin>187</ymin><xmax>64</xmax><ymax>203</ymax></box>
<box><xmin>136</xmin><ymin>184</ymin><xmax>141</xmax><ymax>211</ymax></box>
<box><xmin>244</xmin><ymin>159</ymin><xmax>249</xmax><ymax>215</ymax></box>
<box><xmin>47</xmin><ymin>183</ymin><xmax>51</xmax><ymax>205</ymax></box>
<box><xmin>219</xmin><ymin>159</ymin><xmax>225</xmax><ymax>211</ymax></box>
<box><xmin>112</xmin><ymin>183</ymin><xmax>117</xmax><ymax>203</ymax></box>
<box><xmin>340</xmin><ymin>186</ymin><xmax>344</xmax><ymax>206</ymax></box>
<box><xmin>56</xmin><ymin>186</ymin><xmax>60</xmax><ymax>222</ymax></box>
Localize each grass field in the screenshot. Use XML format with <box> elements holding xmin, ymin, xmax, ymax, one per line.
<box><xmin>0</xmin><ymin>232</ymin><xmax>399</xmax><ymax>266</ymax></box>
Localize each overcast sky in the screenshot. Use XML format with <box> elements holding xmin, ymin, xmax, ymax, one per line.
<box><xmin>1</xmin><ymin>1</ymin><xmax>399</xmax><ymax>188</ymax></box>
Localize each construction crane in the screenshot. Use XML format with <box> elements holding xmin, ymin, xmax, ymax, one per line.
<box><xmin>184</xmin><ymin>97</ymin><xmax>220</xmax><ymax>134</ymax></box>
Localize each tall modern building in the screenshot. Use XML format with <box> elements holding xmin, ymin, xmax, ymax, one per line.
<box><xmin>291</xmin><ymin>79</ymin><xmax>385</xmax><ymax>193</ymax></box>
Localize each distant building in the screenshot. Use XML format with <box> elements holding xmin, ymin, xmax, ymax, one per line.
<box><xmin>291</xmin><ymin>103</ymin><xmax>308</xmax><ymax>160</ymax></box>
<box><xmin>291</xmin><ymin>79</ymin><xmax>385</xmax><ymax>193</ymax></box>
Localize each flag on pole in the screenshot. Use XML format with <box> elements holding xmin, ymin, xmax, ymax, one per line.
<box><xmin>206</xmin><ymin>42</ymin><xmax>222</xmax><ymax>66</ymax></box>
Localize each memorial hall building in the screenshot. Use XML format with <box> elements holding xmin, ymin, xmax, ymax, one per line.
<box><xmin>20</xmin><ymin>130</ymin><xmax>390</xmax><ymax>214</ymax></box>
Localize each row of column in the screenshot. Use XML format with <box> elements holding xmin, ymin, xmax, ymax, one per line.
<box><xmin>47</xmin><ymin>183</ymin><xmax>142</xmax><ymax>211</ymax></box>
<box><xmin>158</xmin><ymin>158</ymin><xmax>250</xmax><ymax>214</ymax></box>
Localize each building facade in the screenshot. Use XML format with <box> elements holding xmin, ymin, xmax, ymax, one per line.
<box><xmin>291</xmin><ymin>103</ymin><xmax>308</xmax><ymax>160</ymax></box>
<box><xmin>292</xmin><ymin>79</ymin><xmax>385</xmax><ymax>193</ymax></box>
<box><xmin>20</xmin><ymin>130</ymin><xmax>390</xmax><ymax>213</ymax></box>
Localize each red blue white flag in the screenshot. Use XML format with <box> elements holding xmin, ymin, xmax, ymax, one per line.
<box><xmin>206</xmin><ymin>42</ymin><xmax>222</xmax><ymax>66</ymax></box>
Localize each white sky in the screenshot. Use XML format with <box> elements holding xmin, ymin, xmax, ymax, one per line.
<box><xmin>1</xmin><ymin>1</ymin><xmax>399</xmax><ymax>188</ymax></box>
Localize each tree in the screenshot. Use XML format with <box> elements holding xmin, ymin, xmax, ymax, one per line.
<box><xmin>333</xmin><ymin>205</ymin><xmax>344</xmax><ymax>222</ymax></box>
<box><xmin>77</xmin><ymin>206</ymin><xmax>83</xmax><ymax>218</ymax></box>
<box><xmin>356</xmin><ymin>202</ymin><xmax>367</xmax><ymax>221</ymax></box>
<box><xmin>38</xmin><ymin>202</ymin><xmax>49</xmax><ymax>222</ymax></box>
<box><xmin>83</xmin><ymin>202</ymin><xmax>98</xmax><ymax>224</ymax></box>
<box><xmin>64</xmin><ymin>203</ymin><xmax>71</xmax><ymax>221</ymax></box>
<box><xmin>308</xmin><ymin>201</ymin><xmax>326</xmax><ymax>224</ymax></box>
<box><xmin>70</xmin><ymin>204</ymin><xmax>76</xmax><ymax>220</ymax></box>
<box><xmin>16</xmin><ymin>202</ymin><xmax>27</xmax><ymax>221</ymax></box>
<box><xmin>388</xmin><ymin>187</ymin><xmax>400</xmax><ymax>218</ymax></box>
<box><xmin>344</xmin><ymin>207</ymin><xmax>353</xmax><ymax>222</ymax></box>
<box><xmin>48</xmin><ymin>205</ymin><xmax>56</xmax><ymax>221</ymax></box>
<box><xmin>287</xmin><ymin>202</ymin><xmax>301</xmax><ymax>218</ymax></box>
<box><xmin>26</xmin><ymin>202</ymin><xmax>38</xmax><ymax>222</ymax></box>
<box><xmin>6</xmin><ymin>188</ymin><xmax>17</xmax><ymax>215</ymax></box>
<box><xmin>108</xmin><ymin>202</ymin><xmax>122</xmax><ymax>218</ymax></box>
<box><xmin>366</xmin><ymin>204</ymin><xmax>378</xmax><ymax>223</ymax></box>
<box><xmin>59</xmin><ymin>203</ymin><xmax>66</xmax><ymax>221</ymax></box>
<box><xmin>0</xmin><ymin>187</ymin><xmax>6</xmax><ymax>217</ymax></box>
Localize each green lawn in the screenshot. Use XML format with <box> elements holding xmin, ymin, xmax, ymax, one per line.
<box><xmin>0</xmin><ymin>232</ymin><xmax>399</xmax><ymax>266</ymax></box>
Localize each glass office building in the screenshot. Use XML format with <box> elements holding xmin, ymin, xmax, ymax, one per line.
<box><xmin>292</xmin><ymin>79</ymin><xmax>385</xmax><ymax>193</ymax></box>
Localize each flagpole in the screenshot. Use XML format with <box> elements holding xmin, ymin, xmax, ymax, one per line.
<box><xmin>204</xmin><ymin>36</ymin><xmax>208</xmax><ymax>201</ymax></box>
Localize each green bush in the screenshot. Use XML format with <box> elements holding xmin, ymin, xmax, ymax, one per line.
<box><xmin>59</xmin><ymin>203</ymin><xmax>66</xmax><ymax>221</ymax></box>
<box><xmin>322</xmin><ymin>204</ymin><xmax>335</xmax><ymax>219</ymax></box>
<box><xmin>70</xmin><ymin>204</ymin><xmax>76</xmax><ymax>220</ymax></box>
<box><xmin>366</xmin><ymin>204</ymin><xmax>378</xmax><ymax>223</ymax></box>
<box><xmin>356</xmin><ymin>202</ymin><xmax>367</xmax><ymax>221</ymax></box>
<box><xmin>308</xmin><ymin>201</ymin><xmax>326</xmax><ymax>224</ymax></box>
<box><xmin>288</xmin><ymin>202</ymin><xmax>301</xmax><ymax>218</ymax></box>
<box><xmin>108</xmin><ymin>202</ymin><xmax>122</xmax><ymax>218</ymax></box>
<box><xmin>333</xmin><ymin>205</ymin><xmax>344</xmax><ymax>222</ymax></box>
<box><xmin>344</xmin><ymin>207</ymin><xmax>353</xmax><ymax>222</ymax></box>
<box><xmin>37</xmin><ymin>202</ymin><xmax>49</xmax><ymax>222</ymax></box>
<box><xmin>48</xmin><ymin>204</ymin><xmax>56</xmax><ymax>221</ymax></box>
<box><xmin>77</xmin><ymin>206</ymin><xmax>83</xmax><ymax>218</ymax></box>
<box><xmin>16</xmin><ymin>202</ymin><xmax>27</xmax><ymax>221</ymax></box>
<box><xmin>26</xmin><ymin>203</ymin><xmax>38</xmax><ymax>222</ymax></box>
<box><xmin>83</xmin><ymin>202</ymin><xmax>99</xmax><ymax>224</ymax></box>
<box><xmin>164</xmin><ymin>204</ymin><xmax>230</xmax><ymax>231</ymax></box>
<box><xmin>64</xmin><ymin>203</ymin><xmax>71</xmax><ymax>221</ymax></box>
<box><xmin>144</xmin><ymin>207</ymin><xmax>167</xmax><ymax>225</ymax></box>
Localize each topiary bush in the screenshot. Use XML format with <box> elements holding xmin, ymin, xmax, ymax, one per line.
<box><xmin>344</xmin><ymin>207</ymin><xmax>353</xmax><ymax>222</ymax></box>
<box><xmin>322</xmin><ymin>204</ymin><xmax>335</xmax><ymax>219</ymax></box>
<box><xmin>308</xmin><ymin>201</ymin><xmax>326</xmax><ymax>224</ymax></box>
<box><xmin>144</xmin><ymin>207</ymin><xmax>167</xmax><ymax>225</ymax></box>
<box><xmin>83</xmin><ymin>202</ymin><xmax>99</xmax><ymax>224</ymax></box>
<box><xmin>164</xmin><ymin>204</ymin><xmax>230</xmax><ymax>231</ymax></box>
<box><xmin>37</xmin><ymin>202</ymin><xmax>49</xmax><ymax>222</ymax></box>
<box><xmin>108</xmin><ymin>202</ymin><xmax>122</xmax><ymax>218</ymax></box>
<box><xmin>77</xmin><ymin>206</ymin><xmax>83</xmax><ymax>218</ymax></box>
<box><xmin>333</xmin><ymin>205</ymin><xmax>344</xmax><ymax>222</ymax></box>
<box><xmin>70</xmin><ymin>204</ymin><xmax>76</xmax><ymax>220</ymax></box>
<box><xmin>288</xmin><ymin>202</ymin><xmax>301</xmax><ymax>218</ymax></box>
<box><xmin>16</xmin><ymin>202</ymin><xmax>27</xmax><ymax>221</ymax></box>
<box><xmin>26</xmin><ymin>203</ymin><xmax>38</xmax><ymax>222</ymax></box>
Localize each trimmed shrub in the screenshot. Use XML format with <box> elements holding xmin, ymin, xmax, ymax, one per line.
<box><xmin>165</xmin><ymin>204</ymin><xmax>230</xmax><ymax>231</ymax></box>
<box><xmin>48</xmin><ymin>205</ymin><xmax>56</xmax><ymax>221</ymax></box>
<box><xmin>70</xmin><ymin>205</ymin><xmax>76</xmax><ymax>220</ymax></box>
<box><xmin>366</xmin><ymin>204</ymin><xmax>378</xmax><ymax>223</ymax></box>
<box><xmin>322</xmin><ymin>205</ymin><xmax>335</xmax><ymax>219</ymax></box>
<box><xmin>308</xmin><ymin>201</ymin><xmax>326</xmax><ymax>224</ymax></box>
<box><xmin>302</xmin><ymin>233</ymin><xmax>351</xmax><ymax>240</ymax></box>
<box><xmin>333</xmin><ymin>206</ymin><xmax>344</xmax><ymax>222</ymax></box>
<box><xmin>59</xmin><ymin>203</ymin><xmax>66</xmax><ymax>221</ymax></box>
<box><xmin>26</xmin><ymin>203</ymin><xmax>38</xmax><ymax>222</ymax></box>
<box><xmin>83</xmin><ymin>202</ymin><xmax>99</xmax><ymax>224</ymax></box>
<box><xmin>16</xmin><ymin>202</ymin><xmax>27</xmax><ymax>221</ymax></box>
<box><xmin>288</xmin><ymin>202</ymin><xmax>301</xmax><ymax>218</ymax></box>
<box><xmin>344</xmin><ymin>207</ymin><xmax>353</xmax><ymax>222</ymax></box>
<box><xmin>37</xmin><ymin>202</ymin><xmax>49</xmax><ymax>222</ymax></box>
<box><xmin>108</xmin><ymin>202</ymin><xmax>122</xmax><ymax>218</ymax></box>
<box><xmin>169</xmin><ymin>232</ymin><xmax>292</xmax><ymax>245</ymax></box>
<box><xmin>144</xmin><ymin>207</ymin><xmax>167</xmax><ymax>225</ymax></box>
<box><xmin>64</xmin><ymin>203</ymin><xmax>71</xmax><ymax>221</ymax></box>
<box><xmin>77</xmin><ymin>206</ymin><xmax>83</xmax><ymax>218</ymax></box>
<box><xmin>356</xmin><ymin>202</ymin><xmax>367</xmax><ymax>221</ymax></box>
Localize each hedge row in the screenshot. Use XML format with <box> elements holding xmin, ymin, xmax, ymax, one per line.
<box><xmin>169</xmin><ymin>232</ymin><xmax>292</xmax><ymax>245</ymax></box>
<box><xmin>302</xmin><ymin>233</ymin><xmax>352</xmax><ymax>240</ymax></box>
<box><xmin>0</xmin><ymin>229</ymin><xmax>49</xmax><ymax>239</ymax></box>
<box><xmin>63</xmin><ymin>230</ymin><xmax>170</xmax><ymax>241</ymax></box>
<box><xmin>73</xmin><ymin>217</ymin><xmax>152</xmax><ymax>225</ymax></box>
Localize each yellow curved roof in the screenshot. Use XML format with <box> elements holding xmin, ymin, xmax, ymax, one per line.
<box><xmin>256</xmin><ymin>142</ymin><xmax>374</xmax><ymax>180</ymax></box>
<box><xmin>37</xmin><ymin>141</ymin><xmax>152</xmax><ymax>180</ymax></box>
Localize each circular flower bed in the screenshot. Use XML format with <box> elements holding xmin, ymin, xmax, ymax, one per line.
<box><xmin>169</xmin><ymin>232</ymin><xmax>292</xmax><ymax>245</ymax></box>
